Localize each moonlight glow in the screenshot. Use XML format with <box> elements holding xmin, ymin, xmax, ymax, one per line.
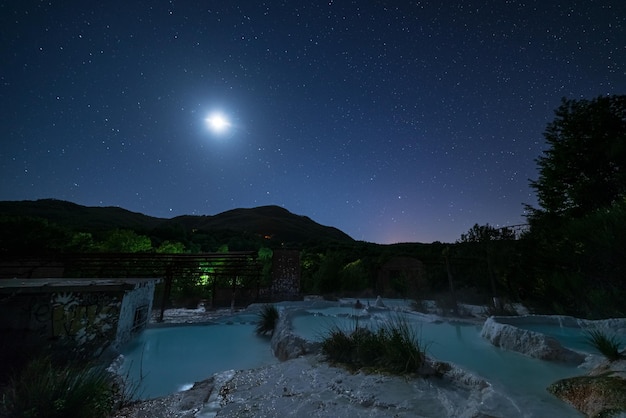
<box><xmin>205</xmin><ymin>112</ymin><xmax>231</xmax><ymax>134</ymax></box>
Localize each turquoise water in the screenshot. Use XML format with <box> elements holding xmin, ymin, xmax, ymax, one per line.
<box><xmin>514</xmin><ymin>324</ymin><xmax>598</xmax><ymax>354</ymax></box>
<box><xmin>514</xmin><ymin>323</ymin><xmax>625</xmax><ymax>355</ymax></box>
<box><xmin>337</xmin><ymin>297</ymin><xmax>415</xmax><ymax>308</ymax></box>
<box><xmin>118</xmin><ymin>322</ymin><xmax>277</xmax><ymax>400</ymax></box>
<box><xmin>118</xmin><ymin>305</ymin><xmax>586</xmax><ymax>415</ymax></box>
<box><xmin>292</xmin><ymin>310</ymin><xmax>582</xmax><ymax>409</ymax></box>
<box><xmin>306</xmin><ymin>306</ymin><xmax>371</xmax><ymax>317</ymax></box>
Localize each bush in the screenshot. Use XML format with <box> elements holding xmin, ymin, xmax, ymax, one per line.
<box><xmin>255</xmin><ymin>304</ymin><xmax>279</xmax><ymax>336</ymax></box>
<box><xmin>321</xmin><ymin>314</ymin><xmax>425</xmax><ymax>374</ymax></box>
<box><xmin>0</xmin><ymin>356</ymin><xmax>114</xmax><ymax>418</ymax></box>
<box><xmin>585</xmin><ymin>329</ymin><xmax>624</xmax><ymax>362</ymax></box>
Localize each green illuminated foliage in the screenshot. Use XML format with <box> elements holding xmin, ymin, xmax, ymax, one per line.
<box><xmin>98</xmin><ymin>229</ymin><xmax>152</xmax><ymax>252</ymax></box>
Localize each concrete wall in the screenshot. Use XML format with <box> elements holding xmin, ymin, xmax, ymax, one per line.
<box><xmin>114</xmin><ymin>280</ymin><xmax>157</xmax><ymax>350</ymax></box>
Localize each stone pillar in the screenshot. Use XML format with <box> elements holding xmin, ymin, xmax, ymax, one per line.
<box><xmin>271</xmin><ymin>249</ymin><xmax>300</xmax><ymax>300</ymax></box>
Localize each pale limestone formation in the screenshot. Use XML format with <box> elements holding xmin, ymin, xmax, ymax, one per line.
<box><xmin>481</xmin><ymin>316</ymin><xmax>586</xmax><ymax>363</ymax></box>
<box><xmin>270</xmin><ymin>310</ymin><xmax>320</xmax><ymax>361</ymax></box>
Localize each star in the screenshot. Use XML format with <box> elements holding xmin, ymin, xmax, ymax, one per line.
<box><xmin>2</xmin><ymin>1</ymin><xmax>623</xmax><ymax>244</ymax></box>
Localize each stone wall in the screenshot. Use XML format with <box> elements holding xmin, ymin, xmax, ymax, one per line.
<box><xmin>0</xmin><ymin>290</ymin><xmax>123</xmax><ymax>358</ymax></box>
<box><xmin>0</xmin><ymin>278</ymin><xmax>159</xmax><ymax>359</ymax></box>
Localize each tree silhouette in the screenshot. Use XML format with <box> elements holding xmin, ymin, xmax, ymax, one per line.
<box><xmin>529</xmin><ymin>95</ymin><xmax>626</xmax><ymax>219</ymax></box>
<box><xmin>525</xmin><ymin>95</ymin><xmax>626</xmax><ymax>317</ymax></box>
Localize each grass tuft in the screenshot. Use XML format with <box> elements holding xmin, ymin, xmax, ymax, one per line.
<box><xmin>321</xmin><ymin>314</ymin><xmax>425</xmax><ymax>374</ymax></box>
<box><xmin>585</xmin><ymin>328</ymin><xmax>624</xmax><ymax>362</ymax></box>
<box><xmin>255</xmin><ymin>304</ymin><xmax>279</xmax><ymax>336</ymax></box>
<box><xmin>378</xmin><ymin>315</ymin><xmax>425</xmax><ymax>373</ymax></box>
<box><xmin>0</xmin><ymin>356</ymin><xmax>114</xmax><ymax>418</ymax></box>
<box><xmin>322</xmin><ymin>327</ymin><xmax>357</xmax><ymax>364</ymax></box>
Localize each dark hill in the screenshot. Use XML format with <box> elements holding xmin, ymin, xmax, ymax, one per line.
<box><xmin>0</xmin><ymin>199</ymin><xmax>163</xmax><ymax>231</ymax></box>
<box><xmin>0</xmin><ymin>199</ymin><xmax>353</xmax><ymax>244</ymax></box>
<box><xmin>169</xmin><ymin>205</ymin><xmax>353</xmax><ymax>243</ymax></box>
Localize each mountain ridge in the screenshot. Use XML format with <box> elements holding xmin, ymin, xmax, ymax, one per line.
<box><xmin>0</xmin><ymin>199</ymin><xmax>354</xmax><ymax>244</ymax></box>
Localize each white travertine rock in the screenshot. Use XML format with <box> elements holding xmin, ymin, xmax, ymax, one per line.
<box><xmin>270</xmin><ymin>309</ymin><xmax>321</xmax><ymax>361</ymax></box>
<box><xmin>113</xmin><ymin>355</ymin><xmax>583</xmax><ymax>418</ymax></box>
<box><xmin>481</xmin><ymin>316</ymin><xmax>586</xmax><ymax>364</ymax></box>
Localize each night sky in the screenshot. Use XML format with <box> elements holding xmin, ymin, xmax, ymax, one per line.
<box><xmin>2</xmin><ymin>1</ymin><xmax>625</xmax><ymax>244</ymax></box>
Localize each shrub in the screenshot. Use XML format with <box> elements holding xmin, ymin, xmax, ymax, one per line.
<box><xmin>321</xmin><ymin>314</ymin><xmax>425</xmax><ymax>374</ymax></box>
<box><xmin>585</xmin><ymin>329</ymin><xmax>624</xmax><ymax>362</ymax></box>
<box><xmin>352</xmin><ymin>327</ymin><xmax>384</xmax><ymax>366</ymax></box>
<box><xmin>321</xmin><ymin>327</ymin><xmax>357</xmax><ymax>364</ymax></box>
<box><xmin>255</xmin><ymin>304</ymin><xmax>279</xmax><ymax>336</ymax></box>
<box><xmin>0</xmin><ymin>356</ymin><xmax>114</xmax><ymax>418</ymax></box>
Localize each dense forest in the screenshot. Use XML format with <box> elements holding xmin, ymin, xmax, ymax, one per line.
<box><xmin>1</xmin><ymin>95</ymin><xmax>624</xmax><ymax>319</ymax></box>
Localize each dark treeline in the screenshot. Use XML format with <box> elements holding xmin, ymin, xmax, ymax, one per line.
<box><xmin>0</xmin><ymin>211</ymin><xmax>603</xmax><ymax>317</ymax></box>
<box><xmin>0</xmin><ymin>213</ymin><xmax>520</xmax><ymax>307</ymax></box>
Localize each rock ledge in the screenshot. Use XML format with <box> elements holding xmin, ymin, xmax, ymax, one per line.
<box><xmin>481</xmin><ymin>316</ymin><xmax>585</xmax><ymax>363</ymax></box>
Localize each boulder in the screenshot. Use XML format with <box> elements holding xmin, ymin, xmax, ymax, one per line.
<box><xmin>270</xmin><ymin>310</ymin><xmax>321</xmax><ymax>361</ymax></box>
<box><xmin>548</xmin><ymin>359</ymin><xmax>626</xmax><ymax>417</ymax></box>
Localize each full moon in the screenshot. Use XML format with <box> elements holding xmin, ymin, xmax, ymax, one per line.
<box><xmin>205</xmin><ymin>112</ymin><xmax>231</xmax><ymax>134</ymax></box>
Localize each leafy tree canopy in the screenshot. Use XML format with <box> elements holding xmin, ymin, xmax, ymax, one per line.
<box><xmin>156</xmin><ymin>240</ymin><xmax>186</xmax><ymax>253</ymax></box>
<box><xmin>97</xmin><ymin>229</ymin><xmax>152</xmax><ymax>253</ymax></box>
<box><xmin>530</xmin><ymin>95</ymin><xmax>626</xmax><ymax>219</ymax></box>
<box><xmin>523</xmin><ymin>95</ymin><xmax>626</xmax><ymax>317</ymax></box>
<box><xmin>458</xmin><ymin>223</ymin><xmax>516</xmax><ymax>243</ymax></box>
